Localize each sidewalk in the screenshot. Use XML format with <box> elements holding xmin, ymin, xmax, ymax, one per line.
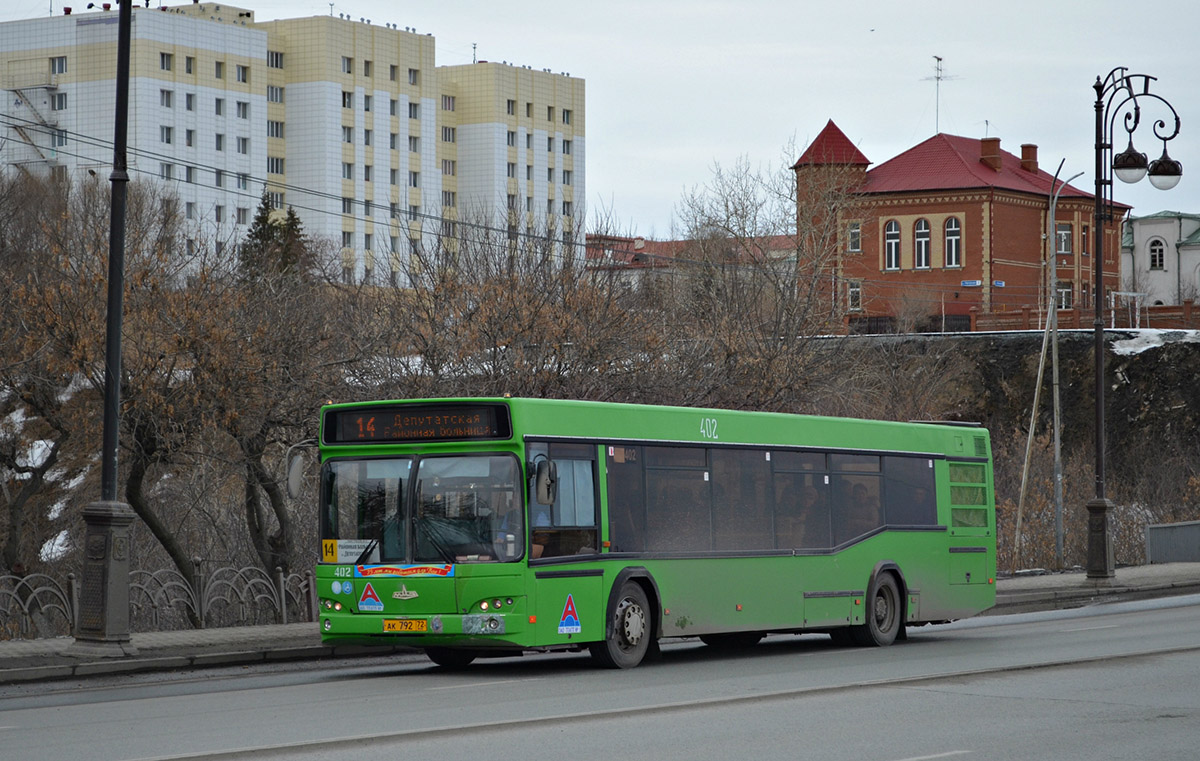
<box><xmin>3</xmin><ymin>562</ymin><xmax>1198</xmax><ymax>685</ymax></box>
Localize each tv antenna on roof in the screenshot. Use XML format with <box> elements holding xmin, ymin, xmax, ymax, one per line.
<box><xmin>922</xmin><ymin>56</ymin><xmax>960</xmax><ymax>134</ymax></box>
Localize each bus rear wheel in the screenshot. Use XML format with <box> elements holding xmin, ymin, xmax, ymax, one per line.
<box><xmin>590</xmin><ymin>582</ymin><xmax>651</xmax><ymax>669</ymax></box>
<box><xmin>426</xmin><ymin>647</ymin><xmax>477</xmax><ymax>669</ymax></box>
<box><xmin>851</xmin><ymin>572</ymin><xmax>902</xmax><ymax>647</ymax></box>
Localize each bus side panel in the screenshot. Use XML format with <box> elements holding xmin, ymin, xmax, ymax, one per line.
<box><xmin>533</xmin><ymin>574</ymin><xmax>605</xmax><ymax>645</ymax></box>
<box><xmin>648</xmin><ymin>557</ymin><xmax>804</xmax><ymax>637</ymax></box>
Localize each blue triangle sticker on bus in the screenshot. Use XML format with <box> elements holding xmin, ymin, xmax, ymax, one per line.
<box><xmin>558</xmin><ymin>594</ymin><xmax>581</xmax><ymax>634</ymax></box>
<box><xmin>359</xmin><ymin>582</ymin><xmax>384</xmax><ymax>612</ymax></box>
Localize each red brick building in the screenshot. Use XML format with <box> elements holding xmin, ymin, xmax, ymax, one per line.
<box><xmin>795</xmin><ymin>121</ymin><xmax>1127</xmax><ymax>332</ymax></box>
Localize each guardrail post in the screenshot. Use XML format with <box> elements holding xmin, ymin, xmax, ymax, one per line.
<box><xmin>275</xmin><ymin>567</ymin><xmax>286</xmax><ymax>624</ymax></box>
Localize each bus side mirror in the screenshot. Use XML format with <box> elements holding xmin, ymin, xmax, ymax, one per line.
<box><xmin>535</xmin><ymin>460</ymin><xmax>557</xmax><ymax>505</ymax></box>
<box><xmin>286</xmin><ymin>454</ymin><xmax>305</xmax><ymax>500</ymax></box>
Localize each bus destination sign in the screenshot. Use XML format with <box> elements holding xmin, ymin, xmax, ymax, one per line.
<box><xmin>324</xmin><ymin>404</ymin><xmax>511</xmax><ymax>444</ymax></box>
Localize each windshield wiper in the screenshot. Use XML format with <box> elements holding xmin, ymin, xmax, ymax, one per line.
<box><xmin>353</xmin><ymin>538</ymin><xmax>379</xmax><ymax>565</ymax></box>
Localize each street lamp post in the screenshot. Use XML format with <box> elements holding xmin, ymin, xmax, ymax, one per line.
<box><xmin>1089</xmin><ymin>68</ymin><xmax>1182</xmax><ymax>578</ymax></box>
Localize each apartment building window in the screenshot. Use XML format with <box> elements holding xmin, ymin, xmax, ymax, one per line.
<box><xmin>526</xmin><ymin>165</ymin><xmax>533</xmax><ymax>181</ymax></box>
<box><xmin>408</xmin><ymin>171</ymin><xmax>420</xmax><ymax>187</ymax></box>
<box><xmin>363</xmin><ymin>129</ymin><xmax>372</xmax><ymax>146</ymax></box>
<box><xmin>342</xmin><ymin>56</ymin><xmax>353</xmax><ymax>74</ymax></box>
<box><xmin>442</xmin><ymin>191</ymin><xmax>456</xmax><ymax>207</ymax></box>
<box><xmin>408</xmin><ymin>68</ymin><xmax>419</xmax><ymax>85</ymax></box>
<box><xmin>215</xmin><ymin>61</ymin><xmax>224</xmax><ymax>79</ymax></box>
<box><xmin>408</xmin><ymin>102</ymin><xmax>419</xmax><ymax>119</ymax></box>
<box><xmin>914</xmin><ymin>219</ymin><xmax>930</xmax><ymax>269</ymax></box>
<box><xmin>389</xmin><ymin>132</ymin><xmax>398</xmax><ymax>150</ymax></box>
<box><xmin>390</xmin><ymin>99</ymin><xmax>398</xmax><ymax>116</ymax></box>
<box><xmin>562</xmin><ymin>139</ymin><xmax>572</xmax><ymax>155</ymax></box>
<box><xmin>342</xmin><ymin>126</ymin><xmax>354</xmax><ymax>143</ymax></box>
<box><xmin>390</xmin><ymin>202</ymin><xmax>399</xmax><ymax>219</ymax></box>
<box><xmin>236</xmin><ymin>101</ymin><xmax>249</xmax><ymax>119</ymax></box>
<box><xmin>160</xmin><ymin>126</ymin><xmax>173</xmax><ymax>144</ymax></box>
<box><xmin>547</xmin><ymin>167</ymin><xmax>554</xmax><ymax>182</ymax></box>
<box><xmin>185</xmin><ymin>129</ymin><xmax>194</xmax><ymax>146</ymax></box>
<box><xmin>363</xmin><ymin>60</ymin><xmax>372</xmax><ymax>77</ymax></box>
<box><xmin>562</xmin><ymin>170</ymin><xmax>572</xmax><ymax>186</ymax></box>
<box><xmin>390</xmin><ymin>168</ymin><xmax>398</xmax><ymax>185</ymax></box>
<box><xmin>442</xmin><ymin>159</ymin><xmax>456</xmax><ymax>176</ymax></box>
<box><xmin>442</xmin><ymin>126</ymin><xmax>456</xmax><ymax>143</ymax></box>
<box><xmin>267</xmin><ymin>51</ymin><xmax>283</xmax><ymax>69</ymax></box>
<box><xmin>441</xmin><ymin>95</ymin><xmax>455</xmax><ymax>111</ymax></box>
<box><xmin>507</xmin><ymin>162</ymin><xmax>516</xmax><ymax>178</ymax></box>
<box><xmin>547</xmin><ymin>136</ymin><xmax>554</xmax><ymax>152</ymax></box>
<box><xmin>342</xmin><ymin>231</ymin><xmax>354</xmax><ymax>248</ymax></box>
<box><xmin>563</xmin><ymin>201</ymin><xmax>573</xmax><ymax>216</ymax></box>
<box><xmin>267</xmin><ymin>156</ymin><xmax>285</xmax><ymax>174</ymax></box>
<box><xmin>408</xmin><ymin>136</ymin><xmax>420</xmax><ymax>153</ymax></box>
<box><xmin>363</xmin><ymin>165</ymin><xmax>373</xmax><ymax>182</ymax></box>
<box><xmin>237</xmin><ymin>137</ymin><xmax>249</xmax><ymax>155</ymax></box>
<box><xmin>526</xmin><ymin>134</ymin><xmax>532</xmax><ymax>149</ymax></box>
<box><xmin>215</xmin><ymin>205</ymin><xmax>225</xmax><ymax>223</ymax></box>
<box><xmin>526</xmin><ymin>196</ymin><xmax>533</xmax><ymax>212</ymax></box>
<box><xmin>215</xmin><ymin>98</ymin><xmax>224</xmax><ymax>116</ymax></box>
<box><xmin>342</xmin><ymin>162</ymin><xmax>354</xmax><ymax>179</ymax></box>
<box><xmin>506</xmin><ymin>99</ymin><xmax>516</xmax><ymax>115</ymax></box>
<box><xmin>506</xmin><ymin>130</ymin><xmax>516</xmax><ymax>147</ymax></box>
<box><xmin>848</xmin><ymin>221</ymin><xmax>861</xmax><ymax>252</ymax></box>
<box><xmin>50</xmin><ymin>55</ymin><xmax>67</xmax><ymax>74</ymax></box>
<box><xmin>267</xmin><ymin>120</ymin><xmax>284</xmax><ymax>138</ymax></box>
<box><xmin>1056</xmin><ymin>281</ymin><xmax>1073</xmax><ymax>309</ymax></box>
<box><xmin>363</xmin><ymin>95</ymin><xmax>372</xmax><ymax>112</ymax></box>
<box><xmin>1149</xmin><ymin>239</ymin><xmax>1166</xmax><ymax>270</ymax></box>
<box><xmin>236</xmin><ymin>65</ymin><xmax>249</xmax><ymax>83</ymax></box>
<box><xmin>1056</xmin><ymin>223</ymin><xmax>1072</xmax><ymax>255</ymax></box>
<box><xmin>160</xmin><ymin>52</ymin><xmax>173</xmax><ymax>71</ymax></box>
<box><xmin>268</xmin><ymin>191</ymin><xmax>284</xmax><ymax>207</ymax></box>
<box><xmin>547</xmin><ymin>106</ymin><xmax>554</xmax><ymax>122</ymax></box>
<box><xmin>848</xmin><ymin>281</ymin><xmax>862</xmax><ymax>311</ymax></box>
<box><xmin>185</xmin><ymin>166</ymin><xmax>195</xmax><ymax>183</ymax></box>
<box><xmin>884</xmin><ymin>220</ymin><xmax>900</xmax><ymax>270</ymax></box>
<box><xmin>526</xmin><ymin>102</ymin><xmax>532</xmax><ymax>117</ymax></box>
<box><xmin>215</xmin><ymin>170</ymin><xmax>224</xmax><ymax>187</ymax></box>
<box><xmin>185</xmin><ymin>93</ymin><xmax>195</xmax><ymax>111</ymax></box>
<box><xmin>215</xmin><ymin>133</ymin><xmax>225</xmax><ymax>151</ymax></box>
<box><xmin>342</xmin><ymin>91</ymin><xmax>353</xmax><ymax>109</ymax></box>
<box><xmin>945</xmin><ymin>218</ymin><xmax>961</xmax><ymax>267</ymax></box>
<box><xmin>50</xmin><ymin>129</ymin><xmax>66</xmax><ymax>148</ymax></box>
<box><xmin>160</xmin><ymin>89</ymin><xmax>173</xmax><ymax>108</ymax></box>
<box><xmin>409</xmin><ymin>205</ymin><xmax>420</xmax><ymax>221</ymax></box>
<box><xmin>562</xmin><ymin>109</ymin><xmax>572</xmax><ymax>125</ymax></box>
<box><xmin>388</xmin><ymin>64</ymin><xmax>397</xmax><ymax>82</ymax></box>
<box><xmin>51</xmin><ymin>92</ymin><xmax>67</xmax><ymax>111</ymax></box>
<box><xmin>547</xmin><ymin>199</ymin><xmax>554</xmax><ymax>216</ymax></box>
<box><xmin>235</xmin><ymin>207</ymin><xmax>249</xmax><ymax>225</ymax></box>
<box><xmin>159</xmin><ymin>162</ymin><xmax>173</xmax><ymax>180</ymax></box>
<box><xmin>507</xmin><ymin>193</ymin><xmax>517</xmax><ymax>210</ymax></box>
<box><xmin>267</xmin><ymin>85</ymin><xmax>284</xmax><ymax>103</ymax></box>
<box><xmin>342</xmin><ymin>197</ymin><xmax>354</xmax><ymax>214</ymax></box>
<box><xmin>237</xmin><ymin>173</ymin><xmax>249</xmax><ymax>190</ymax></box>
<box><xmin>185</xmin><ymin>56</ymin><xmax>194</xmax><ymax>74</ymax></box>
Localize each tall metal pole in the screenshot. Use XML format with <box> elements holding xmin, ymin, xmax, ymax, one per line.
<box><xmin>1050</xmin><ymin>168</ymin><xmax>1083</xmax><ymax>569</ymax></box>
<box><xmin>72</xmin><ymin>0</ymin><xmax>137</xmax><ymax>656</ymax></box>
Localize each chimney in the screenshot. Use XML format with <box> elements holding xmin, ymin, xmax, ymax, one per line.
<box><xmin>980</xmin><ymin>137</ymin><xmax>1002</xmax><ymax>171</ymax></box>
<box><xmin>1021</xmin><ymin>144</ymin><xmax>1038</xmax><ymax>173</ymax></box>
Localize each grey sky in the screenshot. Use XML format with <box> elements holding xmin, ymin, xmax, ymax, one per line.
<box><xmin>7</xmin><ymin>0</ymin><xmax>1197</xmax><ymax>237</ymax></box>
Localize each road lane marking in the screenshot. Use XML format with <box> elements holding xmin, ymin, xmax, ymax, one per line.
<box><xmin>428</xmin><ymin>678</ymin><xmax>540</xmax><ymax>691</ymax></box>
<box><xmin>1060</xmin><ymin>624</ymin><xmax>1119</xmax><ymax>633</ymax></box>
<box><xmin>890</xmin><ymin>752</ymin><xmax>973</xmax><ymax>761</ymax></box>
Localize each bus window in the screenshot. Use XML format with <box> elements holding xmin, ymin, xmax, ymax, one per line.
<box><xmin>773</xmin><ymin>471</ymin><xmax>830</xmax><ymax>549</ymax></box>
<box><xmin>711</xmin><ymin>448</ymin><xmax>771</xmax><ymax>551</ymax></box>
<box><xmin>321</xmin><ymin>459</ymin><xmax>410</xmax><ymax>561</ymax></box>
<box><xmin>831</xmin><ymin>474</ymin><xmax>883</xmax><ymax>545</ymax></box>
<box><xmin>606</xmin><ymin>445</ymin><xmax>645</xmax><ymax>553</ymax></box>
<box><xmin>412</xmin><ymin>455</ymin><xmax>522</xmax><ymax>563</ymax></box>
<box><xmin>528</xmin><ymin>442</ymin><xmax>599</xmax><ymax>558</ymax></box>
<box><xmin>883</xmin><ymin>456</ymin><xmax>937</xmax><ymax>526</ymax></box>
<box><xmin>645</xmin><ymin>446</ymin><xmax>710</xmax><ymax>552</ymax></box>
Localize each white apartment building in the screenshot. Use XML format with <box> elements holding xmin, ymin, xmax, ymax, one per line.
<box><xmin>0</xmin><ymin>3</ymin><xmax>585</xmax><ymax>282</ymax></box>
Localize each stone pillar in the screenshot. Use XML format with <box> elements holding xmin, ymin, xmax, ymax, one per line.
<box><xmin>1085</xmin><ymin>497</ymin><xmax>1115</xmax><ymax>579</ymax></box>
<box><xmin>70</xmin><ymin>500</ymin><xmax>138</xmax><ymax>657</ymax></box>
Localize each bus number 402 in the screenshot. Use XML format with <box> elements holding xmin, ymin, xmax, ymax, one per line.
<box><xmin>700</xmin><ymin>417</ymin><xmax>718</xmax><ymax>440</ymax></box>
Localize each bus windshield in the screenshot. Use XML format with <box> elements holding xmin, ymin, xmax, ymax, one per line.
<box><xmin>320</xmin><ymin>454</ymin><xmax>524</xmax><ymax>564</ymax></box>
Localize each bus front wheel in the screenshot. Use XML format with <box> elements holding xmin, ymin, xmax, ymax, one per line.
<box><xmin>851</xmin><ymin>572</ymin><xmax>903</xmax><ymax>647</ymax></box>
<box><xmin>590</xmin><ymin>581</ymin><xmax>651</xmax><ymax>669</ymax></box>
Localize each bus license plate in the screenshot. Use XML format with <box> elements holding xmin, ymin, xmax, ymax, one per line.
<box><xmin>383</xmin><ymin>618</ymin><xmax>427</xmax><ymax>633</ymax></box>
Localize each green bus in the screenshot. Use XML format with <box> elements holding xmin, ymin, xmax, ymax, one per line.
<box><xmin>313</xmin><ymin>397</ymin><xmax>995</xmax><ymax>668</ymax></box>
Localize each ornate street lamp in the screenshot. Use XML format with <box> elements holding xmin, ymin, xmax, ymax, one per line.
<box><xmin>1089</xmin><ymin>68</ymin><xmax>1182</xmax><ymax>578</ymax></box>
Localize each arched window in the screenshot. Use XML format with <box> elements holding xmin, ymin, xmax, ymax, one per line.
<box><xmin>1149</xmin><ymin>239</ymin><xmax>1165</xmax><ymax>270</ymax></box>
<box><xmin>944</xmin><ymin>218</ymin><xmax>961</xmax><ymax>267</ymax></box>
<box><xmin>914</xmin><ymin>219</ymin><xmax>931</xmax><ymax>269</ymax></box>
<box><xmin>884</xmin><ymin>221</ymin><xmax>900</xmax><ymax>270</ymax></box>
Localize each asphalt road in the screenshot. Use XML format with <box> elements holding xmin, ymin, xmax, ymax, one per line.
<box><xmin>3</xmin><ymin>594</ymin><xmax>1199</xmax><ymax>761</ymax></box>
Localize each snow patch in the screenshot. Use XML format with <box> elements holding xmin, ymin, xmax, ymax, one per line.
<box><xmin>39</xmin><ymin>530</ymin><xmax>71</xmax><ymax>562</ymax></box>
<box><xmin>48</xmin><ymin>500</ymin><xmax>67</xmax><ymax>520</ymax></box>
<box><xmin>1111</xmin><ymin>329</ymin><xmax>1200</xmax><ymax>356</ymax></box>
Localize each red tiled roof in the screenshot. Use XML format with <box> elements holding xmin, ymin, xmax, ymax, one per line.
<box><xmin>860</xmin><ymin>133</ymin><xmax>1099</xmax><ymax>201</ymax></box>
<box><xmin>792</xmin><ymin>120</ymin><xmax>871</xmax><ymax>168</ymax></box>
